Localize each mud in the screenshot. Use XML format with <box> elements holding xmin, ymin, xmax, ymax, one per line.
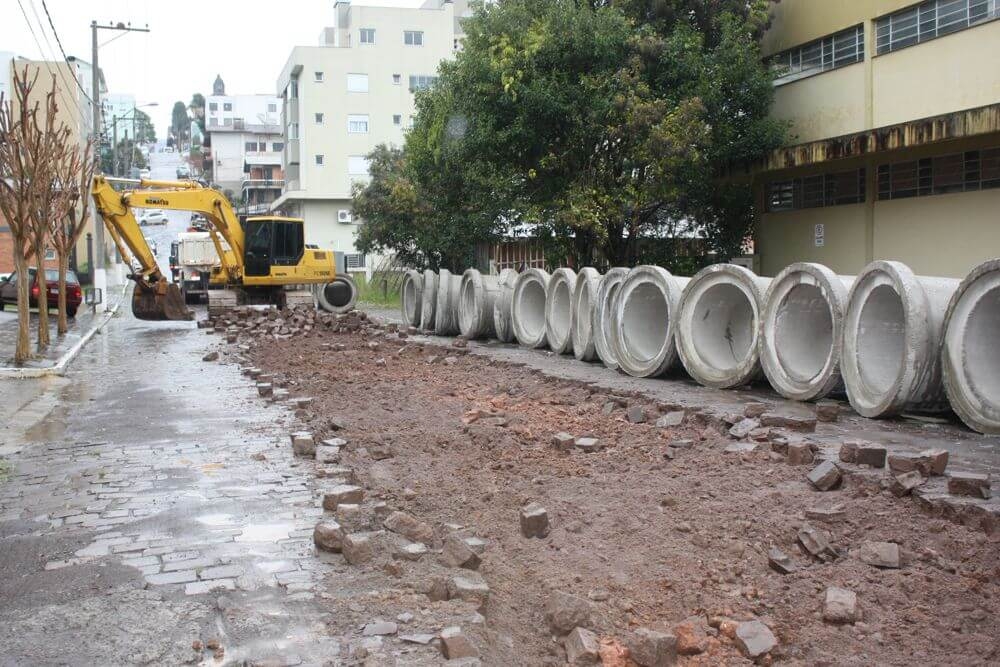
<box><xmin>245</xmin><ymin>318</ymin><xmax>1000</xmax><ymax>666</ymax></box>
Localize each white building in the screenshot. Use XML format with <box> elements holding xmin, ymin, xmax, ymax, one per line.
<box><xmin>273</xmin><ymin>0</ymin><xmax>471</xmax><ymax>276</ymax></box>
<box><xmin>101</xmin><ymin>92</ymin><xmax>137</xmax><ymax>142</ymax></box>
<box><xmin>205</xmin><ymin>92</ymin><xmax>284</xmax><ymax>204</ymax></box>
<box><xmin>0</xmin><ymin>51</ymin><xmax>14</xmax><ymax>103</ymax></box>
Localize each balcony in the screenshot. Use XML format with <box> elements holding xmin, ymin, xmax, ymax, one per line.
<box><xmin>242</xmin><ymin>178</ymin><xmax>285</xmax><ymax>192</ymax></box>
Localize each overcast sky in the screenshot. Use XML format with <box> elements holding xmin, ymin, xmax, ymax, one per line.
<box><xmin>1</xmin><ymin>0</ymin><xmax>344</xmax><ymax>139</ymax></box>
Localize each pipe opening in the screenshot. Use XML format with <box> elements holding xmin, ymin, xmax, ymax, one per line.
<box><xmin>549</xmin><ymin>280</ymin><xmax>572</xmax><ymax>344</ymax></box>
<box><xmin>622</xmin><ymin>282</ymin><xmax>668</xmax><ymax>363</ymax></box>
<box><xmin>691</xmin><ymin>283</ymin><xmax>755</xmax><ymax>372</ymax></box>
<box><xmin>520</xmin><ymin>280</ymin><xmax>546</xmax><ymax>341</ymax></box>
<box><xmin>403</xmin><ymin>279</ymin><xmax>418</xmax><ymax>323</ymax></box>
<box><xmin>856</xmin><ymin>284</ymin><xmax>906</xmax><ymax>397</ymax></box>
<box><xmin>773</xmin><ymin>283</ymin><xmax>833</xmax><ymax>383</ymax></box>
<box><xmin>600</xmin><ymin>282</ymin><xmax>622</xmax><ymax>359</ymax></box>
<box><xmin>963</xmin><ymin>286</ymin><xmax>1000</xmax><ymax>403</ymax></box>
<box><xmin>325</xmin><ymin>280</ymin><xmax>352</xmax><ymax>307</ymax></box>
<box><xmin>573</xmin><ymin>281</ymin><xmax>593</xmax><ymax>345</ymax></box>
<box><xmin>461</xmin><ymin>279</ymin><xmax>477</xmax><ymax>322</ymax></box>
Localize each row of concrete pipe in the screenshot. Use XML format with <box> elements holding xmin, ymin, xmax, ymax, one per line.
<box><xmin>399</xmin><ymin>259</ymin><xmax>1000</xmax><ymax>436</ymax></box>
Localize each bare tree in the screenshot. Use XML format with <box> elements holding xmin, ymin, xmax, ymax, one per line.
<box><xmin>0</xmin><ymin>67</ymin><xmax>46</xmax><ymax>364</ymax></box>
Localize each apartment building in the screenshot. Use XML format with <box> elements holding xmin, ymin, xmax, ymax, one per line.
<box><xmin>204</xmin><ymin>91</ymin><xmax>284</xmax><ymax>210</ymax></box>
<box><xmin>273</xmin><ymin>0</ymin><xmax>471</xmax><ymax>276</ymax></box>
<box><xmin>753</xmin><ymin>0</ymin><xmax>1000</xmax><ymax>278</ymax></box>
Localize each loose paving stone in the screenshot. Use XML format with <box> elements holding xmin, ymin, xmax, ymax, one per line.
<box><xmin>573</xmin><ymin>437</ymin><xmax>603</xmax><ymax>453</ymax></box>
<box><xmin>322</xmin><ymin>485</ymin><xmax>364</xmax><ymax>510</ymax></box>
<box><xmin>343</xmin><ymin>532</ymin><xmax>376</xmax><ymax>565</ymax></box>
<box><xmin>463</xmin><ymin>537</ymin><xmax>487</xmax><ymax>554</ymax></box>
<box><xmin>200</xmin><ymin>564</ymin><xmax>243</xmax><ymax>580</ymax></box>
<box><xmin>921</xmin><ymin>448</ymin><xmax>949</xmax><ymax>475</ymax></box>
<box><xmin>202</xmin><ymin>351</ymin><xmax>219</xmax><ymax>362</ymax></box>
<box><xmin>441</xmin><ymin>533</ymin><xmax>481</xmax><ymax>570</ymax></box>
<box><xmin>185</xmin><ymin>579</ymin><xmax>236</xmax><ymax>596</ymax></box>
<box><xmin>519</xmin><ymin>503</ymin><xmax>550</xmax><ymax>538</ymax></box>
<box><xmin>256</xmin><ymin>383</ymin><xmax>273</xmax><ymax>398</ymax></box>
<box><xmin>383</xmin><ymin>511</ymin><xmax>435</xmax><ymax>543</ymax></box>
<box><xmin>767</xmin><ymin>547</ymin><xmax>796</xmax><ymax>574</ymax></box>
<box><xmin>824</xmin><ymin>587</ymin><xmax>859</xmax><ymax>624</ymax></box>
<box><xmin>673</xmin><ymin>618</ymin><xmax>708</xmax><ymax>656</ymax></box>
<box><xmin>888</xmin><ymin>452</ymin><xmax>930</xmax><ymax>475</ymax></box>
<box><xmin>313</xmin><ymin>520</ymin><xmax>345</xmax><ymax>553</ymax></box>
<box><xmin>440</xmin><ymin>626</ymin><xmax>478</xmax><ymax>659</ymax></box>
<box><xmin>627</xmin><ymin>627</ymin><xmax>677</xmax><ymax>667</ymax></box>
<box><xmin>728</xmin><ymin>418</ymin><xmax>759</xmax><ymax>439</ymax></box>
<box><xmin>564</xmin><ymin>627</ymin><xmax>601</xmax><ymax>665</ymax></box>
<box><xmin>856</xmin><ymin>444</ymin><xmax>887</xmax><ymax>468</ymax></box>
<box><xmin>551</xmin><ymin>432</ymin><xmax>576</xmax><ymax>452</ymax></box>
<box><xmin>735</xmin><ymin>619</ymin><xmax>777</xmax><ymax>660</ymax></box>
<box><xmin>655</xmin><ymin>411</ymin><xmax>685</xmax><ymax>428</ymax></box>
<box><xmin>743</xmin><ymin>402</ymin><xmax>768</xmax><ymax>418</ymax></box>
<box><xmin>400</xmin><ymin>634</ymin><xmax>436</xmax><ymax>645</ymax></box>
<box><xmin>947</xmin><ymin>472</ymin><xmax>991</xmax><ymax>499</ymax></box>
<box><xmin>807</xmin><ymin>460</ymin><xmax>842</xmax><ymax>491</ymax></box>
<box><xmin>626</xmin><ymin>406</ymin><xmax>647</xmax><ymax>423</ymax></box>
<box><xmin>335</xmin><ymin>504</ymin><xmax>369</xmax><ymax>532</ymax></box>
<box><xmin>839</xmin><ymin>440</ymin><xmax>860</xmax><ymax>463</ymax></box>
<box><xmin>787</xmin><ymin>442</ymin><xmax>814</xmax><ymax>465</ymax></box>
<box><xmin>362</xmin><ymin>622</ymin><xmax>398</xmax><ymax>636</ymax></box>
<box><xmin>723</xmin><ymin>441</ymin><xmax>757</xmax><ymax>454</ymax></box>
<box><xmin>290</xmin><ymin>432</ymin><xmax>315</xmax><ymax>457</ymax></box>
<box><xmin>544</xmin><ymin>591</ymin><xmax>592</xmax><ymax>635</ymax></box>
<box><xmin>449</xmin><ymin>574</ymin><xmax>491</xmax><ymax>611</ymax></box>
<box><xmin>798</xmin><ymin>525</ymin><xmax>837</xmax><ymax>561</ymax></box>
<box><xmin>146</xmin><ymin>570</ymin><xmax>199</xmax><ymax>585</ymax></box>
<box><xmin>760</xmin><ymin>412</ymin><xmax>816</xmax><ymax>432</ymax></box>
<box><xmin>815</xmin><ymin>401</ymin><xmax>841</xmax><ymax>422</ymax></box>
<box><xmin>805</xmin><ymin>505</ymin><xmax>846</xmax><ymax>522</ymax></box>
<box><xmin>890</xmin><ymin>470</ymin><xmax>926</xmax><ymax>497</ymax></box>
<box><xmin>856</xmin><ymin>541</ymin><xmax>901</xmax><ymax>569</ymax></box>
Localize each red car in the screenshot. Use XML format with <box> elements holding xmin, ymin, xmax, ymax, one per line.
<box><xmin>0</xmin><ymin>267</ymin><xmax>82</xmax><ymax>317</ymax></box>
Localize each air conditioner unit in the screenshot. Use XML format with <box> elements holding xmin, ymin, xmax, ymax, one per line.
<box><xmin>337</xmin><ymin>210</ymin><xmax>353</xmax><ymax>224</ymax></box>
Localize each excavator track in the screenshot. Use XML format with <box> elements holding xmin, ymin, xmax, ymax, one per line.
<box><xmin>207</xmin><ymin>289</ymin><xmax>239</xmax><ymax>317</ymax></box>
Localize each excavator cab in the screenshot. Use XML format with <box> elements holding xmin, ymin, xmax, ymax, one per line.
<box><xmin>243</xmin><ymin>218</ymin><xmax>305</xmax><ymax>277</ymax></box>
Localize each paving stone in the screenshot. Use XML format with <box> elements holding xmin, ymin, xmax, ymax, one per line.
<box><xmin>383</xmin><ymin>511</ymin><xmax>434</xmax><ymax>543</ymax></box>
<box><xmin>723</xmin><ymin>441</ymin><xmax>757</xmax><ymax>454</ymax></box>
<box><xmin>463</xmin><ymin>537</ymin><xmax>487</xmax><ymax>554</ymax></box>
<box><xmin>400</xmin><ymin>633</ymin><xmax>436</xmax><ymax>645</ymax></box>
<box><xmin>760</xmin><ymin>412</ymin><xmax>816</xmax><ymax>432</ymax></box>
<box><xmin>728</xmin><ymin>418</ymin><xmax>759</xmax><ymax>439</ymax></box>
<box><xmin>921</xmin><ymin>448</ymin><xmax>949</xmax><ymax>475</ymax></box>
<box><xmin>814</xmin><ymin>401</ymin><xmax>841</xmax><ymax>422</ymax></box>
<box><xmin>626</xmin><ymin>406</ymin><xmax>647</xmax><ymax>424</ymax></box>
<box><xmin>335</xmin><ymin>504</ymin><xmax>370</xmax><ymax>532</ymax></box>
<box><xmin>947</xmin><ymin>472</ymin><xmax>991</xmax><ymax>499</ymax></box>
<box><xmin>823</xmin><ymin>587</ymin><xmax>859</xmax><ymax>624</ymax></box>
<box><xmin>362</xmin><ymin>621</ymin><xmax>398</xmax><ymax>636</ymax></box>
<box><xmin>804</xmin><ymin>505</ymin><xmax>846</xmax><ymax>522</ymax></box>
<box><xmin>734</xmin><ymin>619</ymin><xmax>777</xmax><ymax>659</ymax></box>
<box><xmin>440</xmin><ymin>626</ymin><xmax>478</xmax><ymax>659</ymax></box>
<box><xmin>313</xmin><ymin>520</ymin><xmax>345</xmax><ymax>552</ymax></box>
<box><xmin>343</xmin><ymin>532</ymin><xmax>376</xmax><ymax>565</ymax></box>
<box><xmin>767</xmin><ymin>547</ymin><xmax>796</xmax><ymax>575</ymax></box>
<box><xmin>322</xmin><ymin>485</ymin><xmax>364</xmax><ymax>510</ymax></box>
<box><xmin>890</xmin><ymin>470</ymin><xmax>926</xmax><ymax>497</ymax></box>
<box><xmin>787</xmin><ymin>442</ymin><xmax>814</xmax><ymax>465</ymax></box>
<box><xmin>573</xmin><ymin>437</ymin><xmax>603</xmax><ymax>453</ymax></box>
<box><xmin>314</xmin><ymin>445</ymin><xmax>341</xmax><ymax>464</ymax></box>
<box><xmin>519</xmin><ymin>503</ymin><xmax>550</xmax><ymax>538</ymax></box>
<box><xmin>185</xmin><ymin>579</ymin><xmax>236</xmax><ymax>595</ymax></box>
<box><xmin>655</xmin><ymin>411</ymin><xmax>685</xmax><ymax>428</ymax></box>
<box><xmin>855</xmin><ymin>541</ymin><xmax>900</xmax><ymax>569</ymax></box>
<box><xmin>122</xmin><ymin>555</ymin><xmax>160</xmax><ymax>568</ymax></box>
<box><xmin>564</xmin><ymin>627</ymin><xmax>601</xmax><ymax>665</ymax></box>
<box><xmin>163</xmin><ymin>557</ymin><xmax>217</xmax><ymax>572</ymax></box>
<box><xmin>146</xmin><ymin>570</ymin><xmax>199</xmax><ymax>585</ymax></box>
<box><xmin>200</xmin><ymin>564</ymin><xmax>244</xmax><ymax>580</ymax></box>
<box><xmin>627</xmin><ymin>627</ymin><xmax>676</xmax><ymax>667</ymax></box>
<box><xmin>743</xmin><ymin>402</ymin><xmax>768</xmax><ymax>418</ymax></box>
<box><xmin>551</xmin><ymin>432</ymin><xmax>575</xmax><ymax>452</ymax></box>
<box><xmin>807</xmin><ymin>460</ymin><xmax>842</xmax><ymax>491</ymax></box>
<box><xmin>856</xmin><ymin>444</ymin><xmax>887</xmax><ymax>468</ymax></box>
<box><xmin>797</xmin><ymin>525</ymin><xmax>837</xmax><ymax>561</ymax></box>
<box><xmin>449</xmin><ymin>574</ymin><xmax>490</xmax><ymax>611</ymax></box>
<box><xmin>256</xmin><ymin>383</ymin><xmax>273</xmax><ymax>398</ymax></box>
<box><xmin>544</xmin><ymin>591</ymin><xmax>592</xmax><ymax>635</ymax></box>
<box><xmin>290</xmin><ymin>432</ymin><xmax>315</xmax><ymax>457</ymax></box>
<box><xmin>392</xmin><ymin>541</ymin><xmax>428</xmax><ymax>561</ymax></box>
<box><xmin>441</xmin><ymin>533</ymin><xmax>481</xmax><ymax>570</ymax></box>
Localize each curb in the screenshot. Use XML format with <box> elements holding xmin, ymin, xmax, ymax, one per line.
<box><xmin>0</xmin><ymin>288</ymin><xmax>127</xmax><ymax>379</ymax></box>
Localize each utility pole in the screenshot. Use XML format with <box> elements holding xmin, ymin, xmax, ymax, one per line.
<box><xmin>90</xmin><ymin>19</ymin><xmax>150</xmax><ymax>312</ymax></box>
<box><xmin>112</xmin><ymin>114</ymin><xmax>118</xmax><ymax>176</ymax></box>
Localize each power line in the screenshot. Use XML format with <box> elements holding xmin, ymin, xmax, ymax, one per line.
<box><xmin>38</xmin><ymin>0</ymin><xmax>94</xmax><ymax>105</ymax></box>
<box><xmin>15</xmin><ymin>0</ymin><xmax>87</xmax><ymax>123</ymax></box>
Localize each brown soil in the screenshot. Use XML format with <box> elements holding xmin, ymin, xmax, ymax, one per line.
<box><xmin>242</xmin><ymin>315</ymin><xmax>1000</xmax><ymax>666</ymax></box>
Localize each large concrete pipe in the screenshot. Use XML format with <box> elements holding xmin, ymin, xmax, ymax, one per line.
<box><xmin>316</xmin><ymin>274</ymin><xmax>358</xmax><ymax>314</ymax></box>
<box><xmin>434</xmin><ymin>269</ymin><xmax>462</xmax><ymax>335</ymax></box>
<box><xmin>458</xmin><ymin>268</ymin><xmax>501</xmax><ymax>339</ymax></box>
<box><xmin>493</xmin><ymin>269</ymin><xmax>519</xmax><ymax>343</ymax></box>
<box><xmin>942</xmin><ymin>259</ymin><xmax>1000</xmax><ymax>434</ymax></box>
<box><xmin>676</xmin><ymin>264</ymin><xmax>771</xmax><ymax>389</ymax></box>
<box><xmin>759</xmin><ymin>263</ymin><xmax>853</xmax><ymax>402</ymax></box>
<box><xmin>400</xmin><ymin>269</ymin><xmax>423</xmax><ymax>327</ymax></box>
<box><xmin>611</xmin><ymin>266</ymin><xmax>689</xmax><ymax>378</ymax></box>
<box><xmin>571</xmin><ymin>267</ymin><xmax>601</xmax><ymax>361</ymax></box>
<box><xmin>545</xmin><ymin>268</ymin><xmax>578</xmax><ymax>355</ymax></box>
<box><xmin>419</xmin><ymin>269</ymin><xmax>438</xmax><ymax>331</ymax></box>
<box><xmin>511</xmin><ymin>268</ymin><xmax>551</xmax><ymax>348</ymax></box>
<box><xmin>841</xmin><ymin>260</ymin><xmax>959</xmax><ymax>418</ymax></box>
<box><xmin>592</xmin><ymin>267</ymin><xmax>629</xmax><ymax>370</ymax></box>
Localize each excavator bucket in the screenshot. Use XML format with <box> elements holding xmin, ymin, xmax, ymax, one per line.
<box><xmin>131</xmin><ymin>277</ymin><xmax>193</xmax><ymax>321</ymax></box>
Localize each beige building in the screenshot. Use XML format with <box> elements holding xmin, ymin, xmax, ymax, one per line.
<box><xmin>754</xmin><ymin>0</ymin><xmax>1000</xmax><ymax>278</ymax></box>
<box><xmin>273</xmin><ymin>0</ymin><xmax>470</xmax><ymax>276</ymax></box>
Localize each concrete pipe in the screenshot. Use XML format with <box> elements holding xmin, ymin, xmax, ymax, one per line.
<box><xmin>400</xmin><ymin>269</ymin><xmax>423</xmax><ymax>327</ymax></box>
<box><xmin>434</xmin><ymin>268</ymin><xmax>462</xmax><ymax>336</ymax></box>
<box><xmin>942</xmin><ymin>259</ymin><xmax>1000</xmax><ymax>434</ymax></box>
<box><xmin>759</xmin><ymin>263</ymin><xmax>854</xmax><ymax>402</ymax></box>
<box><xmin>316</xmin><ymin>274</ymin><xmax>358</xmax><ymax>314</ymax></box>
<box><xmin>458</xmin><ymin>268</ymin><xmax>501</xmax><ymax>339</ymax></box>
<box><xmin>492</xmin><ymin>269</ymin><xmax>519</xmax><ymax>343</ymax></box>
<box><xmin>511</xmin><ymin>268</ymin><xmax>551</xmax><ymax>349</ymax></box>
<box><xmin>611</xmin><ymin>265</ymin><xmax>689</xmax><ymax>378</ymax></box>
<box><xmin>841</xmin><ymin>260</ymin><xmax>959</xmax><ymax>418</ymax></box>
<box><xmin>571</xmin><ymin>267</ymin><xmax>601</xmax><ymax>361</ymax></box>
<box><xmin>676</xmin><ymin>264</ymin><xmax>771</xmax><ymax>389</ymax></box>
<box><xmin>419</xmin><ymin>269</ymin><xmax>438</xmax><ymax>331</ymax></box>
<box><xmin>545</xmin><ymin>268</ymin><xmax>578</xmax><ymax>355</ymax></box>
<box><xmin>592</xmin><ymin>267</ymin><xmax>629</xmax><ymax>370</ymax></box>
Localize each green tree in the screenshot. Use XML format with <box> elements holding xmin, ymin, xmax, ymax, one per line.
<box><xmin>354</xmin><ymin>0</ymin><xmax>785</xmax><ymax>271</ymax></box>
<box><xmin>132</xmin><ymin>108</ymin><xmax>156</xmax><ymax>143</ymax></box>
<box><xmin>170</xmin><ymin>100</ymin><xmax>189</xmax><ymax>148</ymax></box>
<box><xmin>189</xmin><ymin>92</ymin><xmax>206</xmax><ymax>135</ymax></box>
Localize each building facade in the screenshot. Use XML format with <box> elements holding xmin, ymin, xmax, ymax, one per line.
<box><xmin>204</xmin><ymin>92</ymin><xmax>284</xmax><ymax>206</ymax></box>
<box><xmin>754</xmin><ymin>0</ymin><xmax>1000</xmax><ymax>278</ymax></box>
<box><xmin>273</xmin><ymin>0</ymin><xmax>471</xmax><ymax>276</ymax></box>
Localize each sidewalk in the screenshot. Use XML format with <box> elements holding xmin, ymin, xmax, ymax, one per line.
<box><xmin>0</xmin><ymin>283</ymin><xmax>128</xmax><ymax>374</ymax></box>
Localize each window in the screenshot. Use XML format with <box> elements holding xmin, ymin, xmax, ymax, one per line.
<box><xmin>245</xmin><ymin>141</ymin><xmax>258</xmax><ymax>151</ymax></box>
<box><xmin>209</xmin><ymin>117</ymin><xmax>219</xmax><ymax>127</ymax></box>
<box><xmin>347</xmin><ymin>114</ymin><xmax>369</xmax><ymax>134</ymax></box>
<box><xmin>393</xmin><ymin>114</ymin><xmax>402</xmax><ymax>126</ymax></box>
<box><xmin>315</xmin><ymin>112</ymin><xmax>324</xmax><ymax>124</ymax></box>
<box><xmin>273</xmin><ymin>142</ymin><xmax>284</xmax><ymax>151</ymax></box>
<box><xmin>272</xmin><ymin>221</ymin><xmax>304</xmax><ymax>266</ymax></box>
<box><xmin>347</xmin><ymin>73</ymin><xmax>369</xmax><ymax>93</ymax></box>
<box><xmin>267</xmin><ymin>103</ymin><xmax>277</xmax><ymax>112</ymax></box>
<box><xmin>877</xmin><ymin>147</ymin><xmax>1000</xmax><ymax>200</ymax></box>
<box><xmin>223</xmin><ymin>118</ymin><xmax>233</xmax><ymax>127</ymax></box>
<box><xmin>44</xmin><ymin>248</ymin><xmax>56</xmax><ymax>261</ymax></box>
<box><xmin>392</xmin><ymin>74</ymin><xmax>401</xmax><ymax>85</ymax></box>
<box><xmin>315</xmin><ymin>154</ymin><xmax>324</xmax><ymax>166</ymax></box>
<box><xmin>223</xmin><ymin>102</ymin><xmax>232</xmax><ymax>111</ymax></box>
<box><xmin>766</xmin><ymin>168</ymin><xmax>867</xmax><ymax>211</ymax></box>
<box><xmin>769</xmin><ymin>25</ymin><xmax>865</xmax><ymax>85</ymax></box>
<box><xmin>877</xmin><ymin>0</ymin><xmax>1000</xmax><ymax>54</ymax></box>
<box><xmin>408</xmin><ymin>75</ymin><xmax>438</xmax><ymax>92</ymax></box>
<box><xmin>404</xmin><ymin>30</ymin><xmax>424</xmax><ymax>46</ymax></box>
<box><xmin>314</xmin><ymin>71</ymin><xmax>324</xmax><ymax>82</ymax></box>
<box><xmin>209</xmin><ymin>102</ymin><xmax>218</xmax><ymax>111</ymax></box>
<box><xmin>348</xmin><ymin>155</ymin><xmax>370</xmax><ymax>175</ymax></box>
<box><xmin>360</xmin><ymin>28</ymin><xmax>375</xmax><ymax>44</ymax></box>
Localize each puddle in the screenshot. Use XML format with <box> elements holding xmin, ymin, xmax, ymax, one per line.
<box><xmin>196</xmin><ymin>513</ymin><xmax>236</xmax><ymax>527</ymax></box>
<box><xmin>235</xmin><ymin>522</ymin><xmax>294</xmax><ymax>543</ymax></box>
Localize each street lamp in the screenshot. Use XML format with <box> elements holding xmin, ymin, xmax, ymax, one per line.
<box><xmin>108</xmin><ymin>102</ymin><xmax>158</xmax><ymax>177</ymax></box>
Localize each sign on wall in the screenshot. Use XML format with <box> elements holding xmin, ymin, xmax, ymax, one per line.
<box><xmin>814</xmin><ymin>223</ymin><xmax>825</xmax><ymax>248</ymax></box>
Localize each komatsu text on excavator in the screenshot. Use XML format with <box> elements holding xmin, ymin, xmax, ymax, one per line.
<box><xmin>91</xmin><ymin>176</ymin><xmax>336</xmax><ymax>320</ymax></box>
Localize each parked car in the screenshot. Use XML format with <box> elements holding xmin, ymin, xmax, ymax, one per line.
<box><xmin>139</xmin><ymin>210</ymin><xmax>168</xmax><ymax>226</ymax></box>
<box><xmin>139</xmin><ymin>168</ymin><xmax>151</xmax><ymax>179</ymax></box>
<box><xmin>176</xmin><ymin>165</ymin><xmax>190</xmax><ymax>179</ymax></box>
<box><xmin>0</xmin><ymin>267</ymin><xmax>82</xmax><ymax>317</ymax></box>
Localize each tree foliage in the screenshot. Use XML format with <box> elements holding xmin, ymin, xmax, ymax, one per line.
<box><xmin>170</xmin><ymin>100</ymin><xmax>189</xmax><ymax>147</ymax></box>
<box><xmin>354</xmin><ymin>0</ymin><xmax>785</xmax><ymax>271</ymax></box>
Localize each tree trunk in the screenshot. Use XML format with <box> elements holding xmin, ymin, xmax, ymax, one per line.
<box><xmin>13</xmin><ymin>249</ymin><xmax>31</xmax><ymax>365</ymax></box>
<box><xmin>57</xmin><ymin>252</ymin><xmax>68</xmax><ymax>335</ymax></box>
<box><xmin>34</xmin><ymin>245</ymin><xmax>50</xmax><ymax>350</ymax></box>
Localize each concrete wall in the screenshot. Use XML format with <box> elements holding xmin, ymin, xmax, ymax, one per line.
<box><xmin>758</xmin><ymin>204</ymin><xmax>869</xmax><ymax>277</ymax></box>
<box><xmin>772</xmin><ymin>64</ymin><xmax>867</xmax><ymax>144</ymax></box>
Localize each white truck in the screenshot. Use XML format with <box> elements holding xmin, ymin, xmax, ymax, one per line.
<box><xmin>170</xmin><ymin>232</ymin><xmax>225</xmax><ymax>304</ymax></box>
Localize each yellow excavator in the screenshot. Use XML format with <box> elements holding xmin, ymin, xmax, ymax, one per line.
<box><xmin>91</xmin><ymin>175</ymin><xmax>336</xmax><ymax>320</ymax></box>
